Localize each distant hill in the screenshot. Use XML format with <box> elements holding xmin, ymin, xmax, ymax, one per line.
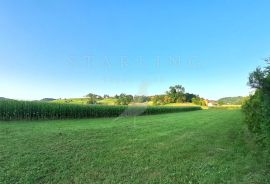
<box><xmin>0</xmin><ymin>97</ymin><xmax>12</xmax><ymax>101</ymax></box>
<box><xmin>40</xmin><ymin>98</ymin><xmax>56</xmax><ymax>102</ymax></box>
<box><xmin>217</xmin><ymin>96</ymin><xmax>245</xmax><ymax>105</ymax></box>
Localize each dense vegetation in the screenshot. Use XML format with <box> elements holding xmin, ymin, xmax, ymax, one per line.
<box><xmin>149</xmin><ymin>85</ymin><xmax>206</xmax><ymax>106</ymax></box>
<box><xmin>242</xmin><ymin>58</ymin><xmax>270</xmax><ymax>145</ymax></box>
<box><xmin>1</xmin><ymin>110</ymin><xmax>269</xmax><ymax>183</ymax></box>
<box><xmin>74</xmin><ymin>85</ymin><xmax>206</xmax><ymax>106</ymax></box>
<box><xmin>115</xmin><ymin>94</ymin><xmax>134</xmax><ymax>105</ymax></box>
<box><xmin>0</xmin><ymin>100</ymin><xmax>201</xmax><ymax>120</ymax></box>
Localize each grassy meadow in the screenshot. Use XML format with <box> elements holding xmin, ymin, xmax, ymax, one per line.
<box><xmin>1</xmin><ymin>109</ymin><xmax>269</xmax><ymax>183</ymax></box>
<box><xmin>2</xmin><ymin>1</ymin><xmax>270</xmax><ymax>184</ymax></box>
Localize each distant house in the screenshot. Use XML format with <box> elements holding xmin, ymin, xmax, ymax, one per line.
<box><xmin>207</xmin><ymin>100</ymin><xmax>217</xmax><ymax>107</ymax></box>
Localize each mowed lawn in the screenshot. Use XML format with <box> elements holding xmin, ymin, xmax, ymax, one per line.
<box><xmin>0</xmin><ymin>110</ymin><xmax>269</xmax><ymax>183</ymax></box>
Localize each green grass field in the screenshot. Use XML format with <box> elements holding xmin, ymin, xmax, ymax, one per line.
<box><xmin>1</xmin><ymin>110</ymin><xmax>269</xmax><ymax>183</ymax></box>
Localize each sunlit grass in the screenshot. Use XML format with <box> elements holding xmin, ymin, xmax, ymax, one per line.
<box><xmin>1</xmin><ymin>110</ymin><xmax>269</xmax><ymax>183</ymax></box>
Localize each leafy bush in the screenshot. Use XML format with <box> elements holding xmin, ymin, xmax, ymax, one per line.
<box><xmin>242</xmin><ymin>58</ymin><xmax>270</xmax><ymax>144</ymax></box>
<box><xmin>192</xmin><ymin>97</ymin><xmax>207</xmax><ymax>106</ymax></box>
<box><xmin>86</xmin><ymin>97</ymin><xmax>97</xmax><ymax>104</ymax></box>
<box><xmin>0</xmin><ymin>100</ymin><xmax>201</xmax><ymax>121</ymax></box>
<box><xmin>242</xmin><ymin>90</ymin><xmax>263</xmax><ymax>134</ymax></box>
<box><xmin>133</xmin><ymin>95</ymin><xmax>150</xmax><ymax>103</ymax></box>
<box><xmin>151</xmin><ymin>95</ymin><xmax>166</xmax><ymax>105</ymax></box>
<box><xmin>166</xmin><ymin>85</ymin><xmax>186</xmax><ymax>103</ymax></box>
<box><xmin>115</xmin><ymin>94</ymin><xmax>133</xmax><ymax>105</ymax></box>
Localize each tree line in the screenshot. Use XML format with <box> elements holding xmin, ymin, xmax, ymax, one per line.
<box><xmin>85</xmin><ymin>85</ymin><xmax>206</xmax><ymax>106</ymax></box>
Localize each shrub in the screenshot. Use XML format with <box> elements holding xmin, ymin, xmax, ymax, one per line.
<box><xmin>115</xmin><ymin>94</ymin><xmax>133</xmax><ymax>105</ymax></box>
<box><xmin>192</xmin><ymin>97</ymin><xmax>207</xmax><ymax>106</ymax></box>
<box><xmin>242</xmin><ymin>58</ymin><xmax>270</xmax><ymax>144</ymax></box>
<box><xmin>242</xmin><ymin>90</ymin><xmax>263</xmax><ymax>134</ymax></box>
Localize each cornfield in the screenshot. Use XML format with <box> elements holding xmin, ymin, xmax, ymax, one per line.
<box><xmin>0</xmin><ymin>100</ymin><xmax>202</xmax><ymax>120</ymax></box>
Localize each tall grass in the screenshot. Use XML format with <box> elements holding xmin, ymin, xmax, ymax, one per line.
<box><xmin>0</xmin><ymin>100</ymin><xmax>201</xmax><ymax>120</ymax></box>
<box><xmin>209</xmin><ymin>105</ymin><xmax>241</xmax><ymax>110</ymax></box>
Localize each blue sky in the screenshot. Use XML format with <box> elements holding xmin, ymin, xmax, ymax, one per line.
<box><xmin>1</xmin><ymin>0</ymin><xmax>270</xmax><ymax>100</ymax></box>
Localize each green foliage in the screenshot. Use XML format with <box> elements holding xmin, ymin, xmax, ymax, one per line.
<box><xmin>85</xmin><ymin>93</ymin><xmax>98</xmax><ymax>104</ymax></box>
<box><xmin>242</xmin><ymin>90</ymin><xmax>263</xmax><ymax>134</ymax></box>
<box><xmin>151</xmin><ymin>95</ymin><xmax>166</xmax><ymax>105</ymax></box>
<box><xmin>209</xmin><ymin>105</ymin><xmax>241</xmax><ymax>110</ymax></box>
<box><xmin>97</xmin><ymin>98</ymin><xmax>117</xmax><ymax>105</ymax></box>
<box><xmin>133</xmin><ymin>95</ymin><xmax>150</xmax><ymax>103</ymax></box>
<box><xmin>86</xmin><ymin>96</ymin><xmax>97</xmax><ymax>104</ymax></box>
<box><xmin>242</xmin><ymin>58</ymin><xmax>270</xmax><ymax>144</ymax></box>
<box><xmin>248</xmin><ymin>67</ymin><xmax>266</xmax><ymax>89</ymax></box>
<box><xmin>192</xmin><ymin>96</ymin><xmax>206</xmax><ymax>106</ymax></box>
<box><xmin>151</xmin><ymin>85</ymin><xmax>202</xmax><ymax>105</ymax></box>
<box><xmin>50</xmin><ymin>85</ymin><xmax>204</xmax><ymax>106</ymax></box>
<box><xmin>151</xmin><ymin>88</ymin><xmax>205</xmax><ymax>106</ymax></box>
<box><xmin>166</xmin><ymin>85</ymin><xmax>186</xmax><ymax>103</ymax></box>
<box><xmin>185</xmin><ymin>93</ymin><xmax>198</xmax><ymax>103</ymax></box>
<box><xmin>0</xmin><ymin>100</ymin><xmax>201</xmax><ymax>120</ymax></box>
<box><xmin>85</xmin><ymin>93</ymin><xmax>102</xmax><ymax>99</ymax></box>
<box><xmin>218</xmin><ymin>101</ymin><xmax>225</xmax><ymax>105</ymax></box>
<box><xmin>115</xmin><ymin>93</ymin><xmax>133</xmax><ymax>105</ymax></box>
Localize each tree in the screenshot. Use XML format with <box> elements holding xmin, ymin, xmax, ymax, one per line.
<box><xmin>164</xmin><ymin>96</ymin><xmax>173</xmax><ymax>104</ymax></box>
<box><xmin>242</xmin><ymin>58</ymin><xmax>270</xmax><ymax>144</ymax></box>
<box><xmin>248</xmin><ymin>67</ymin><xmax>265</xmax><ymax>89</ymax></box>
<box><xmin>151</xmin><ymin>95</ymin><xmax>166</xmax><ymax>105</ymax></box>
<box><xmin>192</xmin><ymin>96</ymin><xmax>206</xmax><ymax>106</ymax></box>
<box><xmin>185</xmin><ymin>93</ymin><xmax>197</xmax><ymax>103</ymax></box>
<box><xmin>115</xmin><ymin>94</ymin><xmax>133</xmax><ymax>105</ymax></box>
<box><xmin>218</xmin><ymin>101</ymin><xmax>225</xmax><ymax>106</ymax></box>
<box><xmin>176</xmin><ymin>85</ymin><xmax>185</xmax><ymax>92</ymax></box>
<box><xmin>176</xmin><ymin>95</ymin><xmax>186</xmax><ymax>103</ymax></box>
<box><xmin>86</xmin><ymin>97</ymin><xmax>97</xmax><ymax>104</ymax></box>
<box><xmin>85</xmin><ymin>93</ymin><xmax>98</xmax><ymax>104</ymax></box>
<box><xmin>85</xmin><ymin>93</ymin><xmax>99</xmax><ymax>104</ymax></box>
<box><xmin>86</xmin><ymin>93</ymin><xmax>98</xmax><ymax>98</ymax></box>
<box><xmin>133</xmin><ymin>95</ymin><xmax>150</xmax><ymax>103</ymax></box>
<box><xmin>264</xmin><ymin>57</ymin><xmax>270</xmax><ymax>73</ymax></box>
<box><xmin>166</xmin><ymin>85</ymin><xmax>185</xmax><ymax>103</ymax></box>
